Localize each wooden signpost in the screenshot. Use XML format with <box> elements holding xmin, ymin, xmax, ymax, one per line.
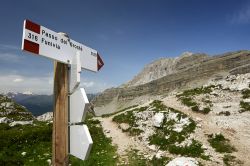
<box><xmin>21</xmin><ymin>19</ymin><xmax>104</xmax><ymax>166</ymax></box>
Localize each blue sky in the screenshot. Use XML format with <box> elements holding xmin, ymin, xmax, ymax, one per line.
<box><xmin>0</xmin><ymin>0</ymin><xmax>250</xmax><ymax>94</ymax></box>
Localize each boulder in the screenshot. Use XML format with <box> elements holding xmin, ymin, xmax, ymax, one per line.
<box><xmin>166</xmin><ymin>157</ymin><xmax>199</xmax><ymax>166</ymax></box>
<box><xmin>119</xmin><ymin>123</ymin><xmax>130</xmax><ymax>131</ymax></box>
<box><xmin>9</xmin><ymin>121</ymin><xmax>33</xmax><ymax>127</ymax></box>
<box><xmin>36</xmin><ymin>112</ymin><xmax>53</xmax><ymax>122</ymax></box>
<box><xmin>0</xmin><ymin>117</ymin><xmax>10</xmax><ymax>123</ymax></box>
<box><xmin>153</xmin><ymin>113</ymin><xmax>164</xmax><ymax>127</ymax></box>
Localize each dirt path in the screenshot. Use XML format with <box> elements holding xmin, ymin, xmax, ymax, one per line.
<box><xmin>96</xmin><ymin>116</ymin><xmax>149</xmax><ymax>162</ymax></box>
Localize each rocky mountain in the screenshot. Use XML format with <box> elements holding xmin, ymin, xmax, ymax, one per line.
<box><xmin>36</xmin><ymin>112</ymin><xmax>53</xmax><ymax>122</ymax></box>
<box><xmin>92</xmin><ymin>50</ymin><xmax>250</xmax><ymax>116</ymax></box>
<box><xmin>0</xmin><ymin>94</ymin><xmax>34</xmax><ymax>126</ymax></box>
<box><xmin>123</xmin><ymin>51</ymin><xmax>208</xmax><ymax>87</ymax></box>
<box><xmin>98</xmin><ymin>73</ymin><xmax>250</xmax><ymax>165</ymax></box>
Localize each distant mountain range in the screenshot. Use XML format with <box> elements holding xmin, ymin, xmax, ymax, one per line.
<box><xmin>4</xmin><ymin>92</ymin><xmax>97</xmax><ymax>116</ymax></box>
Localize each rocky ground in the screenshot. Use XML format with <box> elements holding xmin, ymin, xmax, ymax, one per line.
<box><xmin>97</xmin><ymin>73</ymin><xmax>250</xmax><ymax>166</ymax></box>
<box><xmin>1</xmin><ymin>73</ymin><xmax>249</xmax><ymax>165</ymax></box>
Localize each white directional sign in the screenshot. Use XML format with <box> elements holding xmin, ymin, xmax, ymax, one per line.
<box><xmin>21</xmin><ymin>19</ymin><xmax>103</xmax><ymax>162</ymax></box>
<box><xmin>70</xmin><ymin>88</ymin><xmax>89</xmax><ymax>123</ymax></box>
<box><xmin>21</xmin><ymin>19</ymin><xmax>104</xmax><ymax>72</ymax></box>
<box><xmin>70</xmin><ymin>125</ymin><xmax>93</xmax><ymax>160</ymax></box>
<box><xmin>70</xmin><ymin>52</ymin><xmax>81</xmax><ymax>94</ymax></box>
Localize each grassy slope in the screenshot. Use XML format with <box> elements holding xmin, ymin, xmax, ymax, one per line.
<box><xmin>0</xmin><ymin>114</ymin><xmax>118</xmax><ymax>166</ymax></box>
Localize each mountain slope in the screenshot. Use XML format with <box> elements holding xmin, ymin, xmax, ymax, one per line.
<box><xmin>6</xmin><ymin>93</ymin><xmax>97</xmax><ymax>116</ymax></box>
<box><xmin>0</xmin><ymin>94</ymin><xmax>34</xmax><ymax>122</ymax></box>
<box><xmin>98</xmin><ymin>73</ymin><xmax>250</xmax><ymax>165</ymax></box>
<box><xmin>123</xmin><ymin>52</ymin><xmax>208</xmax><ymax>87</ymax></box>
<box><xmin>92</xmin><ymin>50</ymin><xmax>250</xmax><ymax>116</ymax></box>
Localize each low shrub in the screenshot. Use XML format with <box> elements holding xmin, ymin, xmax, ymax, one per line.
<box><xmin>239</xmin><ymin>101</ymin><xmax>250</xmax><ymax>112</ymax></box>
<box><xmin>223</xmin><ymin>154</ymin><xmax>243</xmax><ymax>166</ymax></box>
<box><xmin>218</xmin><ymin>111</ymin><xmax>231</xmax><ymax>116</ymax></box>
<box><xmin>168</xmin><ymin>140</ymin><xmax>205</xmax><ymax>157</ymax></box>
<box><xmin>242</xmin><ymin>89</ymin><xmax>250</xmax><ymax>99</ymax></box>
<box><xmin>208</xmin><ymin>134</ymin><xmax>236</xmax><ymax>153</ymax></box>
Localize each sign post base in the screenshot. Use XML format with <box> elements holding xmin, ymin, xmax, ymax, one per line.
<box><xmin>52</xmin><ymin>61</ymin><xmax>69</xmax><ymax>166</ymax></box>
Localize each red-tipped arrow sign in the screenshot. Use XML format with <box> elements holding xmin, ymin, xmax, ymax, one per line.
<box><xmin>21</xmin><ymin>19</ymin><xmax>104</xmax><ymax>72</ymax></box>
<box><xmin>97</xmin><ymin>53</ymin><xmax>104</xmax><ymax>71</ymax></box>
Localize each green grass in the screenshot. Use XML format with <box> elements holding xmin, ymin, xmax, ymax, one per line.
<box><xmin>239</xmin><ymin>101</ymin><xmax>250</xmax><ymax>112</ymax></box>
<box><xmin>177</xmin><ymin>86</ymin><xmax>214</xmax><ymax>114</ymax></box>
<box><xmin>180</xmin><ymin>97</ymin><xmax>198</xmax><ymax>107</ymax></box>
<box><xmin>149</xmin><ymin>100</ymin><xmax>167</xmax><ymax>112</ymax></box>
<box><xmin>223</xmin><ymin>154</ymin><xmax>243</xmax><ymax>166</ymax></box>
<box><xmin>3</xmin><ymin>111</ymin><xmax>34</xmax><ymax>121</ymax></box>
<box><xmin>177</xmin><ymin>86</ymin><xmax>215</xmax><ymax>97</ymax></box>
<box><xmin>70</xmin><ymin>117</ymin><xmax>118</xmax><ymax>166</ymax></box>
<box><xmin>168</xmin><ymin>139</ymin><xmax>205</xmax><ymax>158</ymax></box>
<box><xmin>112</xmin><ymin>105</ymin><xmax>149</xmax><ymax>136</ymax></box>
<box><xmin>0</xmin><ymin>121</ymin><xmax>52</xmax><ymax>165</ymax></box>
<box><xmin>124</xmin><ymin>149</ymin><xmax>171</xmax><ymax>166</ymax></box>
<box><xmin>113</xmin><ymin>100</ymin><xmax>206</xmax><ymax>159</ymax></box>
<box><xmin>112</xmin><ymin>110</ymin><xmax>137</xmax><ymax>127</ymax></box>
<box><xmin>202</xmin><ymin>107</ymin><xmax>211</xmax><ymax>114</ymax></box>
<box><xmin>0</xmin><ymin>95</ymin><xmax>12</xmax><ymax>102</ymax></box>
<box><xmin>242</xmin><ymin>89</ymin><xmax>250</xmax><ymax>99</ymax></box>
<box><xmin>148</xmin><ymin>107</ymin><xmax>198</xmax><ymax>155</ymax></box>
<box><xmin>208</xmin><ymin>134</ymin><xmax>236</xmax><ymax>153</ymax></box>
<box><xmin>0</xmin><ymin>113</ymin><xmax>118</xmax><ymax>166</ymax></box>
<box><xmin>129</xmin><ymin>128</ymin><xmax>143</xmax><ymax>136</ymax></box>
<box><xmin>149</xmin><ymin>119</ymin><xmax>196</xmax><ymax>150</ymax></box>
<box><xmin>147</xmin><ymin>104</ymin><xmax>208</xmax><ymax>158</ymax></box>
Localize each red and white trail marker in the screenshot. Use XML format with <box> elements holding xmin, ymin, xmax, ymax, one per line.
<box><xmin>21</xmin><ymin>19</ymin><xmax>105</xmax><ymax>162</ymax></box>
<box><xmin>21</xmin><ymin>19</ymin><xmax>104</xmax><ymax>72</ymax></box>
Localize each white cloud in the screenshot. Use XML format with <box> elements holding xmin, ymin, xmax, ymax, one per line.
<box><xmin>0</xmin><ymin>44</ymin><xmax>19</xmax><ymax>50</ymax></box>
<box><xmin>0</xmin><ymin>52</ymin><xmax>22</xmax><ymax>63</ymax></box>
<box><xmin>13</xmin><ymin>78</ymin><xmax>23</xmax><ymax>83</ymax></box>
<box><xmin>0</xmin><ymin>73</ymin><xmax>53</xmax><ymax>94</ymax></box>
<box><xmin>0</xmin><ymin>73</ymin><xmax>112</xmax><ymax>95</ymax></box>
<box><xmin>82</xmin><ymin>81</ymin><xmax>94</xmax><ymax>87</ymax></box>
<box><xmin>231</xmin><ymin>5</ymin><xmax>250</xmax><ymax>24</ymax></box>
<box><xmin>80</xmin><ymin>78</ymin><xmax>113</xmax><ymax>94</ymax></box>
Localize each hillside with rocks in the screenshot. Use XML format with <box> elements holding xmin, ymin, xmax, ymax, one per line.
<box><xmin>97</xmin><ymin>73</ymin><xmax>250</xmax><ymax>165</ymax></box>
<box><xmin>0</xmin><ymin>94</ymin><xmax>34</xmax><ymax>125</ymax></box>
<box><xmin>1</xmin><ymin>72</ymin><xmax>249</xmax><ymax>165</ymax></box>
<box><xmin>92</xmin><ymin>50</ymin><xmax>250</xmax><ymax>116</ymax></box>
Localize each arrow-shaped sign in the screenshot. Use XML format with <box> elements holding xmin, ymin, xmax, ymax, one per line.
<box><xmin>70</xmin><ymin>125</ymin><xmax>93</xmax><ymax>160</ymax></box>
<box><xmin>70</xmin><ymin>88</ymin><xmax>89</xmax><ymax>123</ymax></box>
<box><xmin>21</xmin><ymin>19</ymin><xmax>104</xmax><ymax>72</ymax></box>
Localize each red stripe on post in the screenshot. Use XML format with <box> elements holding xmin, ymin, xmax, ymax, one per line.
<box><xmin>97</xmin><ymin>53</ymin><xmax>104</xmax><ymax>71</ymax></box>
<box><xmin>25</xmin><ymin>20</ymin><xmax>40</xmax><ymax>34</ymax></box>
<box><xmin>23</xmin><ymin>39</ymin><xmax>39</xmax><ymax>54</ymax></box>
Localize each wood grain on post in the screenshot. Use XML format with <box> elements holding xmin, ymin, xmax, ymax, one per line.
<box><xmin>52</xmin><ymin>61</ymin><xmax>69</xmax><ymax>166</ymax></box>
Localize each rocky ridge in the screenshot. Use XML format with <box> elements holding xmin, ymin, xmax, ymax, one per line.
<box><xmin>93</xmin><ymin>50</ymin><xmax>250</xmax><ymax>116</ymax></box>
<box><xmin>123</xmin><ymin>51</ymin><xmax>207</xmax><ymax>87</ymax></box>
<box><xmin>0</xmin><ymin>94</ymin><xmax>34</xmax><ymax>126</ymax></box>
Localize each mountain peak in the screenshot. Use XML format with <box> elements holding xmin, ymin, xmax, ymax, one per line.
<box><xmin>179</xmin><ymin>51</ymin><xmax>193</xmax><ymax>58</ymax></box>
<box><xmin>123</xmin><ymin>52</ymin><xmax>207</xmax><ymax>87</ymax></box>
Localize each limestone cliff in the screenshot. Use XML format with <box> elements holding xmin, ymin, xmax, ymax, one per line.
<box><xmin>92</xmin><ymin>50</ymin><xmax>250</xmax><ymax>116</ymax></box>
